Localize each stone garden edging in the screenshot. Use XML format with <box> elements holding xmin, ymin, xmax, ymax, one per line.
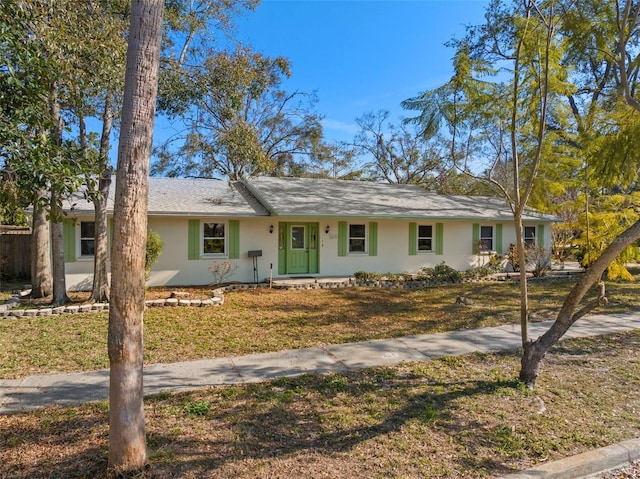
<box><xmin>0</xmin><ymin>290</ymin><xmax>225</xmax><ymax>319</ymax></box>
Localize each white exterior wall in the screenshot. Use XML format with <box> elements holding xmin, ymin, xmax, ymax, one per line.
<box><xmin>315</xmin><ymin>218</ymin><xmax>550</xmax><ymax>276</ymax></box>
<box><xmin>146</xmin><ymin>216</ymin><xmax>279</xmax><ymax>287</ymax></box>
<box><xmin>64</xmin><ymin>214</ymin><xmax>553</xmax><ymax>290</ymax></box>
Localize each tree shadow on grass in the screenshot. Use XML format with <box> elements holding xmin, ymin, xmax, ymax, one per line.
<box><xmin>0</xmin><ymin>405</ymin><xmax>109</xmax><ymax>479</ymax></box>
<box><xmin>0</xmin><ymin>360</ymin><xmax>529</xmax><ymax>478</ymax></box>
<box><xmin>143</xmin><ymin>364</ymin><xmax>529</xmax><ymax>478</ymax></box>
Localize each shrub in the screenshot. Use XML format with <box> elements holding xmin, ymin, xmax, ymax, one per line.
<box><xmin>431</xmin><ymin>262</ymin><xmax>462</xmax><ymax>283</ymax></box>
<box><xmin>145</xmin><ymin>230</ymin><xmax>163</xmax><ymax>280</ymax></box>
<box><xmin>465</xmin><ymin>255</ymin><xmax>503</xmax><ymax>280</ymax></box>
<box><xmin>528</xmin><ymin>245</ymin><xmax>552</xmax><ymax>278</ymax></box>
<box><xmin>209</xmin><ymin>260</ymin><xmax>238</xmax><ymax>285</ymax></box>
<box><xmin>384</xmin><ymin>272</ymin><xmax>402</xmax><ymax>281</ymax></box>
<box><xmin>416</xmin><ymin>262</ymin><xmax>462</xmax><ymax>283</ymax></box>
<box><xmin>415</xmin><ymin>267</ymin><xmax>433</xmax><ymax>281</ymax></box>
<box><xmin>353</xmin><ymin>271</ymin><xmax>383</xmax><ymax>282</ymax></box>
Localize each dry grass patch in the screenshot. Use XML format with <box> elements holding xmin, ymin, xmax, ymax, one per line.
<box><xmin>1</xmin><ymin>331</ymin><xmax>639</xmax><ymax>478</ymax></box>
<box><xmin>1</xmin><ymin>279</ymin><xmax>638</xmax><ymax>379</ymax></box>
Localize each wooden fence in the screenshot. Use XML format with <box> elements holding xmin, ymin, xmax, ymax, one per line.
<box><xmin>0</xmin><ymin>227</ymin><xmax>31</xmax><ymax>280</ymax></box>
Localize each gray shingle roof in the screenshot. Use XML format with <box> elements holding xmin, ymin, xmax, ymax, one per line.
<box><xmin>65</xmin><ymin>177</ymin><xmax>269</xmax><ymax>217</ymax></box>
<box><xmin>63</xmin><ymin>176</ymin><xmax>555</xmax><ymax>222</ymax></box>
<box><xmin>245</xmin><ymin>177</ymin><xmax>556</xmax><ymax>222</ymax></box>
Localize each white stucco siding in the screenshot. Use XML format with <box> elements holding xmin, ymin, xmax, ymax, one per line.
<box><xmin>64</xmin><ymin>213</ymin><xmax>554</xmax><ymax>289</ymax></box>
<box><xmin>316</xmin><ymin>218</ymin><xmax>553</xmax><ymax>277</ymax></box>
<box><xmin>146</xmin><ymin>216</ymin><xmax>279</xmax><ymax>287</ymax></box>
<box><xmin>317</xmin><ymin>218</ymin><xmax>470</xmax><ymax>276</ymax></box>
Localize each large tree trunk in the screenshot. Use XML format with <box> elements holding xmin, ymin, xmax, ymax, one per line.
<box><xmin>49</xmin><ymin>82</ymin><xmax>70</xmax><ymax>306</ymax></box>
<box><xmin>520</xmin><ymin>218</ymin><xmax>640</xmax><ymax>388</ymax></box>
<box><xmin>29</xmin><ymin>200</ymin><xmax>52</xmax><ymax>298</ymax></box>
<box><xmin>50</xmin><ymin>194</ymin><xmax>70</xmax><ymax>305</ymax></box>
<box><xmin>90</xmin><ymin>95</ymin><xmax>114</xmax><ymax>303</ymax></box>
<box><xmin>107</xmin><ymin>0</ymin><xmax>163</xmax><ymax>475</ymax></box>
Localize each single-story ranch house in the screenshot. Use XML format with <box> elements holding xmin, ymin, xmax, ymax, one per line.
<box><xmin>62</xmin><ymin>176</ymin><xmax>556</xmax><ymax>290</ymax></box>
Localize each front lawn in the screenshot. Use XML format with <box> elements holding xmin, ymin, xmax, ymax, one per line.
<box><xmin>0</xmin><ymin>278</ymin><xmax>637</xmax><ymax>379</ymax></box>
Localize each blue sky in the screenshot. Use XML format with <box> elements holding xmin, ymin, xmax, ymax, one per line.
<box><xmin>231</xmin><ymin>0</ymin><xmax>491</xmax><ymax>143</ymax></box>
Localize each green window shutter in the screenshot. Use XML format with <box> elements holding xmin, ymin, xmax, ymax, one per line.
<box><xmin>369</xmin><ymin>222</ymin><xmax>378</xmax><ymax>256</ymax></box>
<box><xmin>228</xmin><ymin>220</ymin><xmax>240</xmax><ymax>259</ymax></box>
<box><xmin>188</xmin><ymin>219</ymin><xmax>200</xmax><ymax>260</ymax></box>
<box><xmin>408</xmin><ymin>222</ymin><xmax>417</xmax><ymax>256</ymax></box>
<box><xmin>495</xmin><ymin>224</ymin><xmax>503</xmax><ymax>254</ymax></box>
<box><xmin>435</xmin><ymin>223</ymin><xmax>444</xmax><ymax>255</ymax></box>
<box><xmin>537</xmin><ymin>224</ymin><xmax>545</xmax><ymax>247</ymax></box>
<box><xmin>338</xmin><ymin>221</ymin><xmax>347</xmax><ymax>257</ymax></box>
<box><xmin>63</xmin><ymin>219</ymin><xmax>76</xmax><ymax>263</ymax></box>
<box><xmin>472</xmin><ymin>223</ymin><xmax>480</xmax><ymax>254</ymax></box>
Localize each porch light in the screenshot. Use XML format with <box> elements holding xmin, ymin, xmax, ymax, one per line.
<box><xmin>269</xmin><ymin>225</ymin><xmax>274</xmax><ymax>234</ymax></box>
<box><xmin>325</xmin><ymin>225</ymin><xmax>330</xmax><ymax>234</ymax></box>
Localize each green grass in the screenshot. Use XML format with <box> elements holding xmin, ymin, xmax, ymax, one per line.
<box><xmin>1</xmin><ymin>332</ymin><xmax>639</xmax><ymax>478</ymax></box>
<box><xmin>0</xmin><ymin>278</ymin><xmax>638</xmax><ymax>379</ymax></box>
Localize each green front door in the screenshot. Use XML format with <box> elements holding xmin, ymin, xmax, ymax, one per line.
<box><xmin>287</xmin><ymin>224</ymin><xmax>308</xmax><ymax>273</ymax></box>
<box><xmin>279</xmin><ymin>222</ymin><xmax>319</xmax><ymax>275</ymax></box>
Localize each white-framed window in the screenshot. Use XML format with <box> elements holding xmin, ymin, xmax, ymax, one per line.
<box><xmin>291</xmin><ymin>225</ymin><xmax>306</xmax><ymax>250</ymax></box>
<box><xmin>418</xmin><ymin>224</ymin><xmax>433</xmax><ymax>252</ymax></box>
<box><xmin>479</xmin><ymin>225</ymin><xmax>494</xmax><ymax>252</ymax></box>
<box><xmin>348</xmin><ymin>223</ymin><xmax>367</xmax><ymax>253</ymax></box>
<box><xmin>524</xmin><ymin>226</ymin><xmax>536</xmax><ymax>246</ymax></box>
<box><xmin>203</xmin><ymin>222</ymin><xmax>226</xmax><ymax>255</ymax></box>
<box><xmin>80</xmin><ymin>221</ymin><xmax>95</xmax><ymax>256</ymax></box>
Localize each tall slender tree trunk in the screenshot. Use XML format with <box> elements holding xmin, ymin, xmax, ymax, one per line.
<box><xmin>514</xmin><ymin>212</ymin><xmax>530</xmax><ymax>346</ymax></box>
<box><xmin>49</xmin><ymin>84</ymin><xmax>69</xmax><ymax>305</ymax></box>
<box><xmin>520</xmin><ymin>218</ymin><xmax>640</xmax><ymax>388</ymax></box>
<box><xmin>29</xmin><ymin>199</ymin><xmax>52</xmax><ymax>298</ymax></box>
<box><xmin>107</xmin><ymin>0</ymin><xmax>163</xmax><ymax>474</ymax></box>
<box><xmin>90</xmin><ymin>94</ymin><xmax>114</xmax><ymax>303</ymax></box>
<box><xmin>50</xmin><ymin>192</ymin><xmax>70</xmax><ymax>305</ymax></box>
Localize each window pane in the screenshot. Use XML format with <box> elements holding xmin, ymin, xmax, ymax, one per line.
<box><xmin>418</xmin><ymin>239</ymin><xmax>433</xmax><ymax>251</ymax></box>
<box><xmin>480</xmin><ymin>226</ymin><xmax>493</xmax><ymax>237</ymax></box>
<box><xmin>524</xmin><ymin>226</ymin><xmax>536</xmax><ymax>245</ymax></box>
<box><xmin>418</xmin><ymin>225</ymin><xmax>432</xmax><ymax>237</ymax></box>
<box><xmin>81</xmin><ymin>239</ymin><xmax>95</xmax><ymax>256</ymax></box>
<box><xmin>204</xmin><ymin>239</ymin><xmax>224</xmax><ymax>254</ymax></box>
<box><xmin>204</xmin><ymin>223</ymin><xmax>224</xmax><ymax>238</ymax></box>
<box><xmin>481</xmin><ymin>239</ymin><xmax>493</xmax><ymax>251</ymax></box>
<box><xmin>480</xmin><ymin>225</ymin><xmax>493</xmax><ymax>251</ymax></box>
<box><xmin>81</xmin><ymin>221</ymin><xmax>95</xmax><ymax>238</ymax></box>
<box><xmin>349</xmin><ymin>224</ymin><xmax>365</xmax><ymax>238</ymax></box>
<box><xmin>291</xmin><ymin>226</ymin><xmax>305</xmax><ymax>249</ymax></box>
<box><xmin>348</xmin><ymin>224</ymin><xmax>366</xmax><ymax>253</ymax></box>
<box><xmin>349</xmin><ymin>238</ymin><xmax>365</xmax><ymax>252</ymax></box>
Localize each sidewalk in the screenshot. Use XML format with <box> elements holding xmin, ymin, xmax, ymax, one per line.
<box><xmin>2</xmin><ymin>311</ymin><xmax>639</xmax><ymax>414</ymax></box>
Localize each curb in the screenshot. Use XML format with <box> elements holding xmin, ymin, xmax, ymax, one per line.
<box><xmin>499</xmin><ymin>439</ymin><xmax>640</xmax><ymax>478</ymax></box>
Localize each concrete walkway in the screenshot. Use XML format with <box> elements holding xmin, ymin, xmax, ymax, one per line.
<box><xmin>2</xmin><ymin>311</ymin><xmax>640</xmax><ymax>414</ymax></box>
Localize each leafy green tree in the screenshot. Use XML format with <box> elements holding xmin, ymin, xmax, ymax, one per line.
<box><xmin>572</xmin><ymin>192</ymin><xmax>640</xmax><ymax>280</ymax></box>
<box><xmin>155</xmin><ymin>48</ymin><xmax>323</xmax><ymax>180</ymax></box>
<box><xmin>144</xmin><ymin>230</ymin><xmax>164</xmax><ymax>281</ymax></box>
<box><xmin>516</xmin><ymin>0</ymin><xmax>640</xmax><ymax>388</ymax></box>
<box><xmin>403</xmin><ymin>0</ymin><xmax>567</xmax><ymax>350</ymax></box>
<box><xmin>0</xmin><ymin>0</ymin><xmax>128</xmax><ymax>302</ymax></box>
<box><xmin>403</xmin><ymin>0</ymin><xmax>640</xmax><ymax>388</ymax></box>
